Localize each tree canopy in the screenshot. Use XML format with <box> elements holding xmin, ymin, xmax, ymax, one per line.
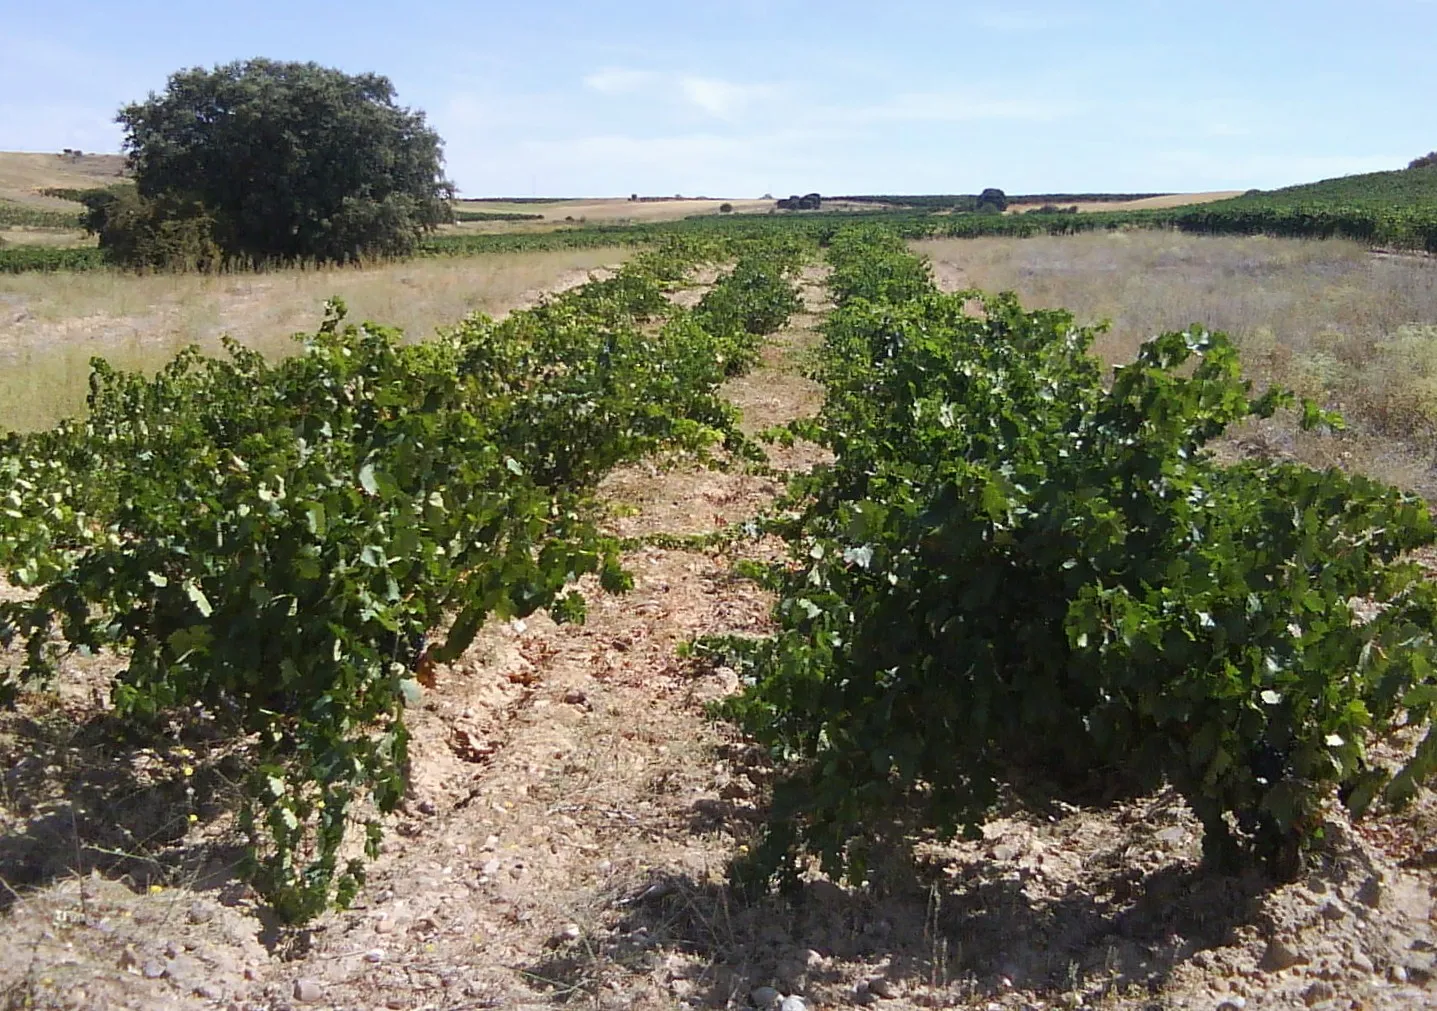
<box><xmin>107</xmin><ymin>59</ymin><xmax>453</xmax><ymax>266</ymax></box>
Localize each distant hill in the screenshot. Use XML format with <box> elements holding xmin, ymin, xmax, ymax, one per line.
<box><xmin>1167</xmin><ymin>163</ymin><xmax>1437</xmax><ymax>252</ymax></box>
<box><xmin>1212</xmin><ymin>164</ymin><xmax>1437</xmax><ymax>211</ymax></box>
<box><xmin>0</xmin><ymin>152</ymin><xmax>127</xmax><ymax>211</ymax></box>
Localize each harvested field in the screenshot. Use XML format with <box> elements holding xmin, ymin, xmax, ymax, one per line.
<box><xmin>0</xmin><ymin>247</ymin><xmax>628</xmax><ymax>431</ymax></box>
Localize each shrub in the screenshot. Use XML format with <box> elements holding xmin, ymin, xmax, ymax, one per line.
<box><xmin>719</xmin><ymin>203</ymin><xmax>734</xmax><ymax>213</ymax></box>
<box><xmin>1410</xmin><ymin>152</ymin><xmax>1437</xmax><ymax>170</ymax></box>
<box><xmin>81</xmin><ymin>185</ymin><xmax>222</xmax><ymax>271</ymax></box>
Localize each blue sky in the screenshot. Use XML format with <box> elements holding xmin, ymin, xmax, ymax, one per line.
<box><xmin>3</xmin><ymin>0</ymin><xmax>1434</xmax><ymax>197</ymax></box>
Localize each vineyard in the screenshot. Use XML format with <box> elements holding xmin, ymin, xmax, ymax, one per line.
<box><xmin>708</xmin><ymin>229</ymin><xmax>1437</xmax><ymax>887</ymax></box>
<box><xmin>5</xmin><ymin>155</ymin><xmax>1437</xmax><ymax>275</ymax></box>
<box><xmin>0</xmin><ymin>235</ymin><xmax>807</xmax><ymax>922</ymax></box>
<box><xmin>7</xmin><ymin>202</ymin><xmax>1434</xmax><ymax>276</ymax></box>
<box><xmin>0</xmin><ymin>199</ymin><xmax>84</xmax><ymax>230</ymax></box>
<box><xmin>5</xmin><ymin>225</ymin><xmax>1437</xmax><ymax>1009</ymax></box>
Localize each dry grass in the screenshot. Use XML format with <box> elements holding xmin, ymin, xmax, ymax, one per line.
<box><xmin>916</xmin><ymin>231</ymin><xmax>1437</xmax><ymax>494</ymax></box>
<box><xmin>0</xmin><ymin>247</ymin><xmax>628</xmax><ymax>432</ymax></box>
<box><xmin>1005</xmin><ymin>191</ymin><xmax>1246</xmax><ymax>214</ymax></box>
<box><xmin>0</xmin><ymin>152</ymin><xmax>127</xmax><ymax>210</ymax></box>
<box><xmin>0</xmin><ymin>228</ymin><xmax>93</xmax><ymax>248</ymax></box>
<box><xmin>454</xmin><ymin>197</ymin><xmax>776</xmax><ymax>224</ymax></box>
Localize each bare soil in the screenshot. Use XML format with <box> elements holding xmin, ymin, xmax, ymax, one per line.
<box><xmin>4</xmin><ymin>264</ymin><xmax>1437</xmax><ymax>1011</ymax></box>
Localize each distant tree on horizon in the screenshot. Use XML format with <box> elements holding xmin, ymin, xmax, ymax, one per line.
<box><xmin>1410</xmin><ymin>152</ymin><xmax>1437</xmax><ymax>170</ymax></box>
<box><xmin>976</xmin><ymin>187</ymin><xmax>1008</xmax><ymax>213</ymax></box>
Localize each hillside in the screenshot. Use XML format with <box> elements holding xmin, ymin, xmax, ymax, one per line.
<box><xmin>0</xmin><ymin>151</ymin><xmax>127</xmax><ymax>210</ymax></box>
<box><xmin>1212</xmin><ymin>163</ymin><xmax>1437</xmax><ymax>210</ymax></box>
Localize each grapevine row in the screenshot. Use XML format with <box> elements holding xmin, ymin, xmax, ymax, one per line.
<box><xmin>712</xmin><ymin>227</ymin><xmax>1437</xmax><ymax>891</ymax></box>
<box><xmin>0</xmin><ymin>236</ymin><xmax>808</xmax><ymax>921</ymax></box>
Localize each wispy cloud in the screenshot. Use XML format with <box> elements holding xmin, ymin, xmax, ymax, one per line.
<box><xmin>581</xmin><ymin>66</ymin><xmax>1070</xmax><ymax>128</ymax></box>
<box><xmin>582</xmin><ymin>66</ymin><xmax>783</xmax><ymax>121</ymax></box>
<box><xmin>582</xmin><ymin>67</ymin><xmax>659</xmax><ymax>96</ymax></box>
<box><xmin>677</xmin><ymin>76</ymin><xmax>778</xmax><ymax>120</ymax></box>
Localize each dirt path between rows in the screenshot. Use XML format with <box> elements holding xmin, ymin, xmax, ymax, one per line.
<box><xmin>7</xmin><ymin>262</ymin><xmax>1437</xmax><ymax>1011</ymax></box>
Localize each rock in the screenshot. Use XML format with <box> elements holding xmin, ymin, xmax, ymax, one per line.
<box><xmin>1356</xmin><ymin>875</ymin><xmax>1384</xmax><ymax>908</ymax></box>
<box><xmin>1319</xmin><ymin>900</ymin><xmax>1347</xmax><ymax>921</ymax></box>
<box><xmin>418</xmin><ymin>799</ymin><xmax>438</xmax><ymax>816</ymax></box>
<box><xmin>868</xmin><ymin>978</ymin><xmax>900</xmax><ymax>999</ymax></box>
<box><xmin>553</xmin><ymin>923</ymin><xmax>581</xmax><ymax>945</ymax></box>
<box><xmin>364</xmin><ymin>948</ymin><xmax>384</xmax><ymax>963</ymax></box>
<box><xmin>1302</xmin><ymin>981</ymin><xmax>1337</xmax><ymax>1006</ymax></box>
<box><xmin>375</xmin><ymin>917</ymin><xmax>396</xmax><ymax>934</ymax></box>
<box><xmin>142</xmin><ymin>960</ymin><xmax>166</xmax><ymax>979</ymax></box>
<box><xmin>164</xmin><ymin>955</ymin><xmax>200</xmax><ymax>981</ymax></box>
<box><xmin>774</xmin><ymin>959</ymin><xmax>807</xmax><ymax>992</ymax></box>
<box><xmin>293</xmin><ymin>978</ymin><xmax>324</xmax><ymax>1003</ymax></box>
<box><xmin>563</xmin><ymin>689</ymin><xmax>588</xmax><ymax>705</ymax></box>
<box><xmin>779</xmin><ymin>998</ymin><xmax>807</xmax><ymax>1011</ymax></box>
<box><xmin>194</xmin><ymin>983</ymin><xmax>223</xmax><ymax>1000</ymax></box>
<box><xmin>1156</xmin><ymin>826</ymin><xmax>1186</xmax><ymax>845</ymax></box>
<box><xmin>187</xmin><ymin>901</ymin><xmax>216</xmax><ymax>925</ymax></box>
<box><xmin>751</xmin><ymin>986</ymin><xmax>781</xmax><ymax>1007</ymax></box>
<box><xmin>1259</xmin><ymin>938</ymin><xmax>1305</xmax><ymax>972</ymax></box>
<box><xmin>1216</xmin><ymin>1000</ymin><xmax>1247</xmax><ymax>1011</ymax></box>
<box><xmin>481</xmin><ymin>858</ymin><xmax>501</xmax><ymax>876</ymax></box>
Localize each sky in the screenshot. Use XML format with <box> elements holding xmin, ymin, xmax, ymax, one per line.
<box><xmin>2</xmin><ymin>0</ymin><xmax>1435</xmax><ymax>198</ymax></box>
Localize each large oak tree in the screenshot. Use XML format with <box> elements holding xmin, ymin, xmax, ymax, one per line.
<box><xmin>112</xmin><ymin>59</ymin><xmax>454</xmax><ymax>265</ymax></box>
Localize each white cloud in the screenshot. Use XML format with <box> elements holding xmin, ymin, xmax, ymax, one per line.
<box><xmin>677</xmin><ymin>76</ymin><xmax>777</xmax><ymax>120</ymax></box>
<box><xmin>580</xmin><ymin>66</ymin><xmax>782</xmax><ymax>121</ymax></box>
<box><xmin>582</xmin><ymin>68</ymin><xmax>660</xmax><ymax>96</ymax></box>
